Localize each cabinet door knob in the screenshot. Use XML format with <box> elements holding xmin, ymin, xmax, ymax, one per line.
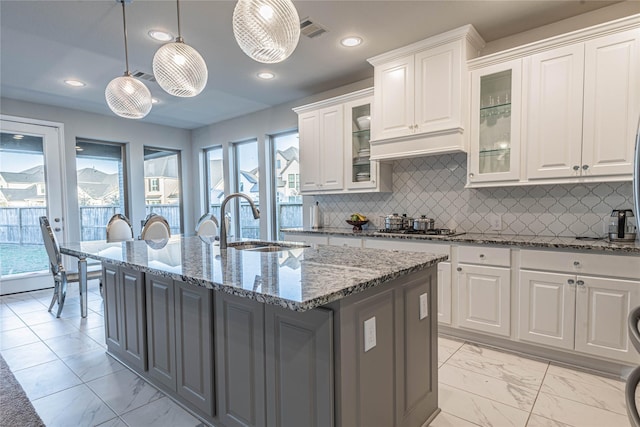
<box><xmin>469</xmin><ymin>173</ymin><xmax>474</xmax><ymax>179</ymax></box>
<box><xmin>573</xmin><ymin>261</ymin><xmax>580</xmax><ymax>267</ymax></box>
<box><xmin>576</xmin><ymin>280</ymin><xmax>585</xmax><ymax>286</ymax></box>
<box><xmin>582</xmin><ymin>164</ymin><xmax>589</xmax><ymax>170</ymax></box>
<box><xmin>573</xmin><ymin>165</ymin><xmax>580</xmax><ymax>171</ymax></box>
<box><xmin>567</xmin><ymin>279</ymin><xmax>575</xmax><ymax>285</ymax></box>
<box><xmin>479</xmin><ymin>254</ymin><xmax>485</xmax><ymax>259</ymax></box>
<box><xmin>456</xmin><ymin>267</ymin><xmax>462</xmax><ymax>272</ymax></box>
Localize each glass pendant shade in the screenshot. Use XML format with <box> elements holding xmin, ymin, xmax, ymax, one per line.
<box><xmin>233</xmin><ymin>0</ymin><xmax>300</xmax><ymax>64</ymax></box>
<box><xmin>153</xmin><ymin>40</ymin><xmax>208</xmax><ymax>97</ymax></box>
<box><xmin>105</xmin><ymin>74</ymin><xmax>152</xmax><ymax>119</ymax></box>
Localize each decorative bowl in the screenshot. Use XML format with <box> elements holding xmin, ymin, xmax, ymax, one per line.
<box><xmin>346</xmin><ymin>219</ymin><xmax>369</xmax><ymax>231</ymax></box>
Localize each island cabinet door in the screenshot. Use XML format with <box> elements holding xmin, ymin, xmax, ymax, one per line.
<box><xmin>265</xmin><ymin>305</ymin><xmax>334</xmax><ymax>427</ymax></box>
<box><xmin>145</xmin><ymin>275</ymin><xmax>176</xmax><ymax>390</ymax></box>
<box><xmin>102</xmin><ymin>263</ymin><xmax>121</xmax><ymax>353</ymax></box>
<box><xmin>394</xmin><ymin>269</ymin><xmax>438</xmax><ymax>427</ymax></box>
<box><xmin>214</xmin><ymin>293</ymin><xmax>266</xmax><ymax>427</ymax></box>
<box><xmin>174</xmin><ymin>281</ymin><xmax>214</xmax><ymax>417</ymax></box>
<box><xmin>118</xmin><ymin>266</ymin><xmax>147</xmax><ymax>372</ymax></box>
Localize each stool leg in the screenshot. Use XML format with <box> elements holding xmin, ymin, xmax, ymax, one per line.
<box><xmin>48</xmin><ymin>278</ymin><xmax>59</xmax><ymax>313</ymax></box>
<box><xmin>56</xmin><ymin>275</ymin><xmax>68</xmax><ymax>318</ymax></box>
<box><xmin>78</xmin><ymin>257</ymin><xmax>87</xmax><ymax>318</ymax></box>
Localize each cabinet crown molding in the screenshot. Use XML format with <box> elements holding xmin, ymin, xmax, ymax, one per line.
<box><xmin>469</xmin><ymin>13</ymin><xmax>640</xmax><ymax>69</ymax></box>
<box><xmin>292</xmin><ymin>88</ymin><xmax>373</xmax><ymax>114</ymax></box>
<box><xmin>367</xmin><ymin>24</ymin><xmax>485</xmax><ymax>66</ymax></box>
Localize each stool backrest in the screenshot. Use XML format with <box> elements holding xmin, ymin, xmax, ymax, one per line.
<box><xmin>140</xmin><ymin>215</ymin><xmax>171</xmax><ymax>240</ymax></box>
<box><xmin>106</xmin><ymin>214</ymin><xmax>134</xmax><ymax>242</ymax></box>
<box><xmin>39</xmin><ymin>216</ymin><xmax>62</xmax><ymax>275</ymax></box>
<box><xmin>196</xmin><ymin>213</ymin><xmax>219</xmax><ymax>238</ymax></box>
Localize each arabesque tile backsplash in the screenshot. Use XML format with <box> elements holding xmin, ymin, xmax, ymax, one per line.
<box><xmin>314</xmin><ymin>153</ymin><xmax>634</xmax><ymax>237</ymax></box>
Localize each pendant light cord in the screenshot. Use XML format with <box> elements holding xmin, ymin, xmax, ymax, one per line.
<box><xmin>120</xmin><ymin>0</ymin><xmax>130</xmax><ymax>75</ymax></box>
<box><xmin>175</xmin><ymin>0</ymin><xmax>183</xmax><ymax>42</ymax></box>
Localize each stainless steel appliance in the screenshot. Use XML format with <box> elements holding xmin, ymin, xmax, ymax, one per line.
<box><xmin>413</xmin><ymin>215</ymin><xmax>435</xmax><ymax>231</ymax></box>
<box><xmin>384</xmin><ymin>213</ymin><xmax>404</xmax><ymax>230</ymax></box>
<box><xmin>608</xmin><ymin>209</ymin><xmax>637</xmax><ymax>242</ymax></box>
<box><xmin>375</xmin><ymin>228</ymin><xmax>464</xmax><ymax>237</ymax></box>
<box><xmin>634</xmin><ymin>116</ymin><xmax>640</xmax><ymax>243</ymax></box>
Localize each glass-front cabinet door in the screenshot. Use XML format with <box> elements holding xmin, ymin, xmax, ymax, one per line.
<box><xmin>468</xmin><ymin>59</ymin><xmax>522</xmax><ymax>185</ymax></box>
<box><xmin>344</xmin><ymin>95</ymin><xmax>378</xmax><ymax>190</ymax></box>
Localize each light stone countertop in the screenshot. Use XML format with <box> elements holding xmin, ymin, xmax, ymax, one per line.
<box><xmin>282</xmin><ymin>227</ymin><xmax>640</xmax><ymax>253</ymax></box>
<box><xmin>60</xmin><ymin>236</ymin><xmax>447</xmax><ymax>311</ymax></box>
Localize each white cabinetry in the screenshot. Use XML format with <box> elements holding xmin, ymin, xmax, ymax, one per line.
<box><xmin>456</xmin><ymin>246</ymin><xmax>511</xmax><ymax>337</ymax></box>
<box><xmin>297</xmin><ymin>105</ymin><xmax>344</xmax><ymax>192</ymax></box>
<box><xmin>294</xmin><ymin>88</ymin><xmax>392</xmax><ymax>195</ymax></box>
<box><xmin>527</xmin><ymin>29</ymin><xmax>639</xmax><ymax>181</ymax></box>
<box><xmin>519</xmin><ymin>249</ymin><xmax>640</xmax><ymax>364</ymax></box>
<box><xmin>467</xmin><ymin>16</ymin><xmax>640</xmax><ymax>187</ymax></box>
<box><xmin>367</xmin><ymin>25</ymin><xmax>484</xmax><ymax>160</ymax></box>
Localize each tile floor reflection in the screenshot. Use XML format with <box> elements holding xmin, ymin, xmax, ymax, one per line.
<box><xmin>0</xmin><ymin>283</ymin><xmax>633</xmax><ymax>427</ymax></box>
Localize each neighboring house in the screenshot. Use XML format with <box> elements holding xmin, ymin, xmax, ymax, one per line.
<box><xmin>0</xmin><ymin>165</ymin><xmax>46</xmax><ymax>206</ymax></box>
<box><xmin>239</xmin><ymin>169</ymin><xmax>259</xmax><ymax>200</ymax></box>
<box><xmin>76</xmin><ymin>167</ymin><xmax>121</xmax><ymax>206</ymax></box>
<box><xmin>208</xmin><ymin>158</ymin><xmax>224</xmax><ymax>205</ymax></box>
<box><xmin>144</xmin><ymin>156</ymin><xmax>180</xmax><ymax>205</ymax></box>
<box><xmin>275</xmin><ymin>146</ymin><xmax>300</xmax><ymax>201</ymax></box>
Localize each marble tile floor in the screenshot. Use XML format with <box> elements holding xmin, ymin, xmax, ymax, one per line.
<box><xmin>0</xmin><ymin>283</ymin><xmax>634</xmax><ymax>427</ymax></box>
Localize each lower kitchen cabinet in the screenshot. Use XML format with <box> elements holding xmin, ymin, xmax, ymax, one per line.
<box><xmin>146</xmin><ymin>274</ymin><xmax>176</xmax><ymax>390</ymax></box>
<box><xmin>174</xmin><ymin>281</ymin><xmax>214</xmax><ymax>416</ymax></box>
<box><xmin>437</xmin><ymin>261</ymin><xmax>452</xmax><ymax>325</ymax></box>
<box><xmin>103</xmin><ymin>264</ymin><xmax>147</xmax><ymax>372</ymax></box>
<box><xmin>265</xmin><ymin>305</ymin><xmax>333</xmax><ymax>427</ymax></box>
<box><xmin>214</xmin><ymin>293</ymin><xmax>266</xmax><ymax>427</ymax></box>
<box><xmin>457</xmin><ymin>263</ymin><xmax>511</xmax><ymax>337</ymax></box>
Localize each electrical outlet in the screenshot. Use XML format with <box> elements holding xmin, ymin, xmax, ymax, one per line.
<box><xmin>419</xmin><ymin>293</ymin><xmax>429</xmax><ymax>320</ymax></box>
<box><xmin>364</xmin><ymin>317</ymin><xmax>376</xmax><ymax>352</ymax></box>
<box><xmin>489</xmin><ymin>213</ymin><xmax>502</xmax><ymax>231</ymax></box>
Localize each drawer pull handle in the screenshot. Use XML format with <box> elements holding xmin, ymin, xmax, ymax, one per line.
<box><xmin>567</xmin><ymin>279</ymin><xmax>575</xmax><ymax>285</ymax></box>
<box><xmin>576</xmin><ymin>280</ymin><xmax>585</xmax><ymax>286</ymax></box>
<box><xmin>456</xmin><ymin>267</ymin><xmax>462</xmax><ymax>272</ymax></box>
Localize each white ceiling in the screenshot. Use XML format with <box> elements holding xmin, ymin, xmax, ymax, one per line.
<box><xmin>0</xmin><ymin>0</ymin><xmax>623</xmax><ymax>130</ymax></box>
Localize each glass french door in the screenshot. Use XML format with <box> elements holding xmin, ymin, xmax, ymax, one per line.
<box><xmin>0</xmin><ymin>118</ymin><xmax>65</xmax><ymax>294</ymax></box>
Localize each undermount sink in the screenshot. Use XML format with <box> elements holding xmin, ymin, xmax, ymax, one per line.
<box><xmin>229</xmin><ymin>242</ymin><xmax>309</xmax><ymax>252</ymax></box>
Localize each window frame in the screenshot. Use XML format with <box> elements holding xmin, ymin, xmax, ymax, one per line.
<box><xmin>143</xmin><ymin>146</ymin><xmax>184</xmax><ymax>235</ymax></box>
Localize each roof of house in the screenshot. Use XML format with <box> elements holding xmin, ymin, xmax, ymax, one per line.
<box><xmin>278</xmin><ymin>147</ymin><xmax>298</xmax><ymax>163</ymax></box>
<box><xmin>0</xmin><ymin>184</ymin><xmax>40</xmax><ymax>201</ymax></box>
<box><xmin>144</xmin><ymin>156</ymin><xmax>178</xmax><ymax>178</ymax></box>
<box><xmin>0</xmin><ymin>165</ymin><xmax>45</xmax><ymax>184</ymax></box>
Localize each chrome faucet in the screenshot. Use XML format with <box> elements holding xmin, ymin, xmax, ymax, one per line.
<box><xmin>219</xmin><ymin>193</ymin><xmax>260</xmax><ymax>249</ymax></box>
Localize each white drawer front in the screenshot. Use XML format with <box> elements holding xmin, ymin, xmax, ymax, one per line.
<box><xmin>283</xmin><ymin>233</ymin><xmax>329</xmax><ymax>246</ymax></box>
<box><xmin>363</xmin><ymin>238</ymin><xmax>450</xmax><ymax>256</ymax></box>
<box><xmin>458</xmin><ymin>245</ymin><xmax>511</xmax><ymax>267</ymax></box>
<box><xmin>328</xmin><ymin>236</ymin><xmax>363</xmax><ymax>248</ymax></box>
<box><xmin>520</xmin><ymin>249</ymin><xmax>640</xmax><ymax>279</ymax></box>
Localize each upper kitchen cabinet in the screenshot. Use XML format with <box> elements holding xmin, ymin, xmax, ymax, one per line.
<box><xmin>467</xmin><ymin>15</ymin><xmax>640</xmax><ymax>187</ymax></box>
<box><xmin>294</xmin><ymin>88</ymin><xmax>392</xmax><ymax>195</ymax></box>
<box><xmin>468</xmin><ymin>60</ymin><xmax>523</xmax><ymax>184</ymax></box>
<box><xmin>367</xmin><ymin>25</ymin><xmax>485</xmax><ymax>161</ymax></box>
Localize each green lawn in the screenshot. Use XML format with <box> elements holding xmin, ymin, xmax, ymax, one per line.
<box><xmin>0</xmin><ymin>243</ymin><xmax>49</xmax><ymax>276</ymax></box>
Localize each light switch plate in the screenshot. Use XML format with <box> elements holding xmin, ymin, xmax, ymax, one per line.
<box><xmin>420</xmin><ymin>293</ymin><xmax>428</xmax><ymax>320</ymax></box>
<box><xmin>364</xmin><ymin>317</ymin><xmax>376</xmax><ymax>352</ymax></box>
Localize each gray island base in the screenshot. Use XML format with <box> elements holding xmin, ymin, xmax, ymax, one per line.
<box><xmin>60</xmin><ymin>237</ymin><xmax>446</xmax><ymax>427</ymax></box>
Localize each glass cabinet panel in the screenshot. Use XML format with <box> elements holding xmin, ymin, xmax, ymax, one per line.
<box><xmin>469</xmin><ymin>60</ymin><xmax>522</xmax><ymax>184</ymax></box>
<box><xmin>479</xmin><ymin>70</ymin><xmax>512</xmax><ymax>174</ymax></box>
<box><xmin>345</xmin><ymin>96</ymin><xmax>377</xmax><ymax>189</ymax></box>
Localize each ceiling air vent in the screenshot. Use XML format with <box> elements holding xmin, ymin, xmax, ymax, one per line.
<box><xmin>131</xmin><ymin>70</ymin><xmax>156</xmax><ymax>83</ymax></box>
<box><xmin>300</xmin><ymin>18</ymin><xmax>327</xmax><ymax>39</ymax></box>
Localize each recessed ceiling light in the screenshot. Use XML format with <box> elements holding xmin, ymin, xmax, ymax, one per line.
<box><xmin>12</xmin><ymin>134</ymin><xmax>24</xmax><ymax>140</ymax></box>
<box><xmin>257</xmin><ymin>72</ymin><xmax>275</xmax><ymax>80</ymax></box>
<box><xmin>151</xmin><ymin>98</ymin><xmax>160</xmax><ymax>104</ymax></box>
<box><xmin>64</xmin><ymin>79</ymin><xmax>86</xmax><ymax>87</ymax></box>
<box><xmin>340</xmin><ymin>36</ymin><xmax>363</xmax><ymax>47</ymax></box>
<box><xmin>148</xmin><ymin>30</ymin><xmax>173</xmax><ymax>42</ymax></box>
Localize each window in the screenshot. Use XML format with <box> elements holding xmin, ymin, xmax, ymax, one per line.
<box><xmin>233</xmin><ymin>139</ymin><xmax>259</xmax><ymax>239</ymax></box>
<box><xmin>144</xmin><ymin>147</ymin><xmax>182</xmax><ymax>235</ymax></box>
<box><xmin>75</xmin><ymin>139</ymin><xmax>127</xmax><ymax>241</ymax></box>
<box><xmin>204</xmin><ymin>146</ymin><xmax>224</xmax><ymax>220</ymax></box>
<box><xmin>272</xmin><ymin>132</ymin><xmax>302</xmax><ymax>239</ymax></box>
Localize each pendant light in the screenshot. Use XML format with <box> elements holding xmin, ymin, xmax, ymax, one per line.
<box><xmin>233</xmin><ymin>0</ymin><xmax>300</xmax><ymax>64</ymax></box>
<box><xmin>152</xmin><ymin>0</ymin><xmax>208</xmax><ymax>97</ymax></box>
<box><xmin>105</xmin><ymin>0</ymin><xmax>152</xmax><ymax>119</ymax></box>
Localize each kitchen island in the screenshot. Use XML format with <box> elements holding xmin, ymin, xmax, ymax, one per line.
<box><xmin>60</xmin><ymin>236</ymin><xmax>447</xmax><ymax>427</ymax></box>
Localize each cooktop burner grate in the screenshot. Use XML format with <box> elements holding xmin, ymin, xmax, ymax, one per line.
<box><xmin>376</xmin><ymin>228</ymin><xmax>465</xmax><ymax>236</ymax></box>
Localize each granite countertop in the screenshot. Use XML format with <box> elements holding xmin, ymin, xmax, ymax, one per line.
<box><xmin>60</xmin><ymin>236</ymin><xmax>447</xmax><ymax>311</ymax></box>
<box><xmin>282</xmin><ymin>227</ymin><xmax>640</xmax><ymax>253</ymax></box>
